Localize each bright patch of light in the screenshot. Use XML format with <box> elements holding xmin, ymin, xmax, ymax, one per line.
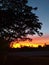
<box><xmin>10</xmin><ymin>40</ymin><xmax>44</xmax><ymax>48</ymax></box>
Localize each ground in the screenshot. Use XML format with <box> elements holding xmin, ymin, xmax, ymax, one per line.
<box><xmin>0</xmin><ymin>52</ymin><xmax>49</xmax><ymax>65</ymax></box>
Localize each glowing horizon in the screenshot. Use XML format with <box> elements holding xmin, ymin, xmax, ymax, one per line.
<box><xmin>10</xmin><ymin>34</ymin><xmax>49</xmax><ymax>48</ymax></box>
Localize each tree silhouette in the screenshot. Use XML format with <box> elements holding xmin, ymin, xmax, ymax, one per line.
<box><xmin>0</xmin><ymin>0</ymin><xmax>43</xmax><ymax>42</ymax></box>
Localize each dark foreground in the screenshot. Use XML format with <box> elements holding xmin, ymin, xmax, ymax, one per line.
<box><xmin>0</xmin><ymin>51</ymin><xmax>49</xmax><ymax>65</ymax></box>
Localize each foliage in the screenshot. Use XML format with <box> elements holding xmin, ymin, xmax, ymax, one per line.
<box><xmin>0</xmin><ymin>0</ymin><xmax>43</xmax><ymax>42</ymax></box>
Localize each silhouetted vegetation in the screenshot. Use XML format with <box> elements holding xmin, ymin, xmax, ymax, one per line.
<box><xmin>2</xmin><ymin>44</ymin><xmax>49</xmax><ymax>52</ymax></box>
<box><xmin>0</xmin><ymin>0</ymin><xmax>43</xmax><ymax>49</ymax></box>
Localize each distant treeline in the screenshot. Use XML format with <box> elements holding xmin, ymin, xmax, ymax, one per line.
<box><xmin>0</xmin><ymin>44</ymin><xmax>49</xmax><ymax>52</ymax></box>
<box><xmin>7</xmin><ymin>45</ymin><xmax>49</xmax><ymax>52</ymax></box>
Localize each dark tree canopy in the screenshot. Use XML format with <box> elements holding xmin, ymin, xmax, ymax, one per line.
<box><xmin>0</xmin><ymin>0</ymin><xmax>43</xmax><ymax>42</ymax></box>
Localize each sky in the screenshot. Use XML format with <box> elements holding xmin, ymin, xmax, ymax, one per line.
<box><xmin>28</xmin><ymin>0</ymin><xmax>49</xmax><ymax>35</ymax></box>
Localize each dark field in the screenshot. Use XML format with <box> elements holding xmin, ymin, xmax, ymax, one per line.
<box><xmin>0</xmin><ymin>52</ymin><xmax>49</xmax><ymax>65</ymax></box>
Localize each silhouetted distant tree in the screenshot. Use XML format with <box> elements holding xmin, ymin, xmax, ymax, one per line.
<box><xmin>0</xmin><ymin>0</ymin><xmax>43</xmax><ymax>43</ymax></box>
<box><xmin>38</xmin><ymin>45</ymin><xmax>42</xmax><ymax>48</ymax></box>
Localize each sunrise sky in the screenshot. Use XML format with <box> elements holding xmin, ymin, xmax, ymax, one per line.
<box><xmin>10</xmin><ymin>34</ymin><xmax>49</xmax><ymax>48</ymax></box>
<box><xmin>27</xmin><ymin>0</ymin><xmax>49</xmax><ymax>45</ymax></box>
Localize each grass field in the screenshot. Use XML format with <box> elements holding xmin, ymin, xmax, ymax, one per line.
<box><xmin>0</xmin><ymin>53</ymin><xmax>49</xmax><ymax>65</ymax></box>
